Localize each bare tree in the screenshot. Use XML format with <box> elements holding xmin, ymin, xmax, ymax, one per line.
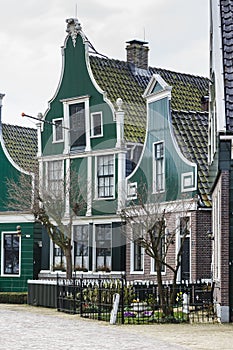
<box><xmin>120</xmin><ymin>184</ymin><xmax>195</xmax><ymax>316</ymax></box>
<box><xmin>6</xmin><ymin>165</ymin><xmax>86</xmax><ymax>279</ymax></box>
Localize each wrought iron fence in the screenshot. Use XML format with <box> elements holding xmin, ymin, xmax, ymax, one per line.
<box><xmin>54</xmin><ymin>277</ymin><xmax>216</xmax><ymax>324</ymax></box>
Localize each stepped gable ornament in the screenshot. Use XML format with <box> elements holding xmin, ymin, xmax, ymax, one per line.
<box><xmin>66</xmin><ymin>18</ymin><xmax>82</xmax><ymax>47</ymax></box>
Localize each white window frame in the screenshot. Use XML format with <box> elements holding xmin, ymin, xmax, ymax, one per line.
<box><xmin>90</xmin><ymin>112</ymin><xmax>103</xmax><ymax>138</ymax></box>
<box><xmin>130</xmin><ymin>224</ymin><xmax>144</xmax><ymax>274</ymax></box>
<box><xmin>181</xmin><ymin>172</ymin><xmax>196</xmax><ymax>192</ymax></box>
<box><xmin>73</xmin><ymin>225</ymin><xmax>89</xmax><ymax>271</ymax></box>
<box><xmin>61</xmin><ymin>95</ymin><xmax>91</xmax><ymax>153</ymax></box>
<box><xmin>52</xmin><ymin>118</ymin><xmax>64</xmax><ymax>143</ymax></box>
<box><xmin>127</xmin><ymin>182</ymin><xmax>137</xmax><ymax>200</ymax></box>
<box><xmin>94</xmin><ymin>223</ymin><xmax>112</xmax><ymax>271</ymax></box>
<box><xmin>153</xmin><ymin>141</ymin><xmax>165</xmax><ymax>193</ymax></box>
<box><xmin>95</xmin><ymin>154</ymin><xmax>115</xmax><ymax>200</ymax></box>
<box><xmin>44</xmin><ymin>160</ymin><xmax>64</xmax><ymax>197</ymax></box>
<box><xmin>1</xmin><ymin>231</ymin><xmax>21</xmax><ymax>277</ymax></box>
<box><xmin>53</xmin><ymin>243</ymin><xmax>66</xmax><ymax>270</ymax></box>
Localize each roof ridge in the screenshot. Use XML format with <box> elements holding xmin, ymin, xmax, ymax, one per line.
<box><xmin>90</xmin><ymin>54</ymin><xmax>209</xmax><ymax>80</ymax></box>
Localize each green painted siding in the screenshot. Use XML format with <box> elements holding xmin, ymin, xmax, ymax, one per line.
<box><xmin>0</xmin><ymin>222</ymin><xmax>37</xmax><ymax>292</ymax></box>
<box><xmin>128</xmin><ymin>97</ymin><xmax>196</xmax><ymax>202</ymax></box>
<box><xmin>42</xmin><ymin>35</ymin><xmax>116</xmax><ymax>156</ymax></box>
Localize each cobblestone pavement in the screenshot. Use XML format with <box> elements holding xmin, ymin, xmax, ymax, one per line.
<box><xmin>1</xmin><ymin>305</ymin><xmax>233</xmax><ymax>350</ymax></box>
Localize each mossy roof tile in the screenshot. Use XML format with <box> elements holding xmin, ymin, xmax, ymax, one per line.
<box><xmin>2</xmin><ymin>124</ymin><xmax>37</xmax><ymax>171</ymax></box>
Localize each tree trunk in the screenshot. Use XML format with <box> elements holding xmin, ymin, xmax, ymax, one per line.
<box><xmin>156</xmin><ymin>260</ymin><xmax>168</xmax><ymax>316</ymax></box>
<box><xmin>64</xmin><ymin>240</ymin><xmax>72</xmax><ymax>279</ymax></box>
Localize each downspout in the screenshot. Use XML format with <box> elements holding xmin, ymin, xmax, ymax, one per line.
<box><xmin>115</xmin><ymin>98</ymin><xmax>126</xmax><ymax>213</ymax></box>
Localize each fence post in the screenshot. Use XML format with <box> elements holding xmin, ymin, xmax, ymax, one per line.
<box><xmin>80</xmin><ymin>275</ymin><xmax>83</xmax><ymax>316</ymax></box>
<box><xmin>73</xmin><ymin>277</ymin><xmax>76</xmax><ymax>314</ymax></box>
<box><xmin>121</xmin><ymin>278</ymin><xmax>125</xmax><ymax>324</ymax></box>
<box><xmin>98</xmin><ymin>276</ymin><xmax>101</xmax><ymax>320</ymax></box>
<box><xmin>57</xmin><ymin>274</ymin><xmax>60</xmax><ymax>311</ymax></box>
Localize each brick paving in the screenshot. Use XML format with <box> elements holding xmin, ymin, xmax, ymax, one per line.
<box><xmin>1</xmin><ymin>304</ymin><xmax>233</xmax><ymax>349</ymax></box>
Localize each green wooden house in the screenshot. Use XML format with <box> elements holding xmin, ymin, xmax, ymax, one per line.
<box><xmin>37</xmin><ymin>18</ymin><xmax>212</xmax><ymax>283</ymax></box>
<box><xmin>0</xmin><ymin>94</ymin><xmax>41</xmax><ymax>292</ymax></box>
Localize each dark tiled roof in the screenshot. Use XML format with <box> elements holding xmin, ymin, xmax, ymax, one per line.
<box><xmin>172</xmin><ymin>111</ymin><xmax>211</xmax><ymax>207</ymax></box>
<box><xmin>90</xmin><ymin>56</ymin><xmax>209</xmax><ymax>142</ymax></box>
<box><xmin>90</xmin><ymin>55</ymin><xmax>210</xmax><ymax>207</ymax></box>
<box><xmin>220</xmin><ymin>0</ymin><xmax>233</xmax><ymax>131</ymax></box>
<box><xmin>2</xmin><ymin>124</ymin><xmax>37</xmax><ymax>171</ymax></box>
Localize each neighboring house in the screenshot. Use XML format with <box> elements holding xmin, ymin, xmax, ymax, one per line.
<box><xmin>208</xmin><ymin>0</ymin><xmax>233</xmax><ymax>322</ymax></box>
<box><xmin>0</xmin><ymin>94</ymin><xmax>41</xmax><ymax>292</ymax></box>
<box><xmin>37</xmin><ymin>18</ymin><xmax>212</xmax><ymax>284</ymax></box>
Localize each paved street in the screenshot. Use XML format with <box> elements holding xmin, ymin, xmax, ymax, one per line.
<box><xmin>1</xmin><ymin>304</ymin><xmax>233</xmax><ymax>349</ymax></box>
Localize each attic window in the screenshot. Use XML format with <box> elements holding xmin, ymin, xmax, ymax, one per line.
<box><xmin>91</xmin><ymin>112</ymin><xmax>103</xmax><ymax>137</ymax></box>
<box><xmin>153</xmin><ymin>141</ymin><xmax>165</xmax><ymax>193</ymax></box>
<box><xmin>69</xmin><ymin>102</ymin><xmax>86</xmax><ymax>150</ymax></box>
<box><xmin>53</xmin><ymin>118</ymin><xmax>64</xmax><ymax>143</ymax></box>
<box><xmin>181</xmin><ymin>172</ymin><xmax>195</xmax><ymax>192</ymax></box>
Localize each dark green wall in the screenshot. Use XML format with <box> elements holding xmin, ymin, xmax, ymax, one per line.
<box><xmin>0</xmin><ymin>222</ymin><xmax>41</xmax><ymax>292</ymax></box>
<box><xmin>42</xmin><ymin>35</ymin><xmax>116</xmax><ymax>156</ymax></box>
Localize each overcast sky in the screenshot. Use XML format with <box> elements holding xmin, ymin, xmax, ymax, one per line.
<box><xmin>0</xmin><ymin>0</ymin><xmax>209</xmax><ymax>128</ymax></box>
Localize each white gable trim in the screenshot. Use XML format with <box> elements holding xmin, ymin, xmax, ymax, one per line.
<box><xmin>143</xmin><ymin>74</ymin><xmax>172</xmax><ymax>100</ymax></box>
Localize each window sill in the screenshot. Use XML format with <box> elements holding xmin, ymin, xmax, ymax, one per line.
<box><xmin>1</xmin><ymin>274</ymin><xmax>21</xmax><ymax>278</ymax></box>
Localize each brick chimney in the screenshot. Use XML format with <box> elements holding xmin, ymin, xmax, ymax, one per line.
<box><xmin>126</xmin><ymin>40</ymin><xmax>149</xmax><ymax>70</ymax></box>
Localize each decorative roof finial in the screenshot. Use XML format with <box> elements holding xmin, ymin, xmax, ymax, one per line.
<box><xmin>116</xmin><ymin>98</ymin><xmax>123</xmax><ymax>111</ymax></box>
<box><xmin>66</xmin><ymin>18</ymin><xmax>82</xmax><ymax>47</ymax></box>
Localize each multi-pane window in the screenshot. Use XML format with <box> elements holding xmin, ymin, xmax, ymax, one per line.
<box><xmin>154</xmin><ymin>142</ymin><xmax>165</xmax><ymax>192</ymax></box>
<box><xmin>91</xmin><ymin>112</ymin><xmax>102</xmax><ymax>137</ymax></box>
<box><xmin>47</xmin><ymin>160</ymin><xmax>63</xmax><ymax>196</ymax></box>
<box><xmin>69</xmin><ymin>102</ymin><xmax>86</xmax><ymax>149</ymax></box>
<box><xmin>2</xmin><ymin>233</ymin><xmax>20</xmax><ymax>275</ymax></box>
<box><xmin>53</xmin><ymin>119</ymin><xmax>63</xmax><ymax>142</ymax></box>
<box><xmin>96</xmin><ymin>224</ymin><xmax>111</xmax><ymax>270</ymax></box>
<box><xmin>53</xmin><ymin>244</ymin><xmax>66</xmax><ymax>270</ymax></box>
<box><xmin>97</xmin><ymin>155</ymin><xmax>114</xmax><ymax>198</ymax></box>
<box><xmin>73</xmin><ymin>225</ymin><xmax>89</xmax><ymax>270</ymax></box>
<box><xmin>132</xmin><ymin>224</ymin><xmax>143</xmax><ymax>271</ymax></box>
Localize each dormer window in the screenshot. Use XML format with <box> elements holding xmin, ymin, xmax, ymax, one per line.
<box><xmin>53</xmin><ymin>118</ymin><xmax>64</xmax><ymax>143</ymax></box>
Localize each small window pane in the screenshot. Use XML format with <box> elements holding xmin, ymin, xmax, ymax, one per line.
<box><xmin>74</xmin><ymin>225</ymin><xmax>89</xmax><ymax>270</ymax></box>
<box><xmin>154</xmin><ymin>142</ymin><xmax>165</xmax><ymax>192</ymax></box>
<box><xmin>54</xmin><ymin>120</ymin><xmax>63</xmax><ymax>141</ymax></box>
<box><xmin>92</xmin><ymin>113</ymin><xmax>102</xmax><ymax>136</ymax></box>
<box><xmin>69</xmin><ymin>102</ymin><xmax>86</xmax><ymax>149</ymax></box>
<box><xmin>97</xmin><ymin>156</ymin><xmax>114</xmax><ymax>198</ymax></box>
<box><xmin>3</xmin><ymin>234</ymin><xmax>20</xmax><ymax>275</ymax></box>
<box><xmin>96</xmin><ymin>224</ymin><xmax>111</xmax><ymax>269</ymax></box>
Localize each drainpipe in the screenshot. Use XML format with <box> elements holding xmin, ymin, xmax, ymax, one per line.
<box><xmin>115</xmin><ymin>98</ymin><xmax>126</xmax><ymax>213</ymax></box>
